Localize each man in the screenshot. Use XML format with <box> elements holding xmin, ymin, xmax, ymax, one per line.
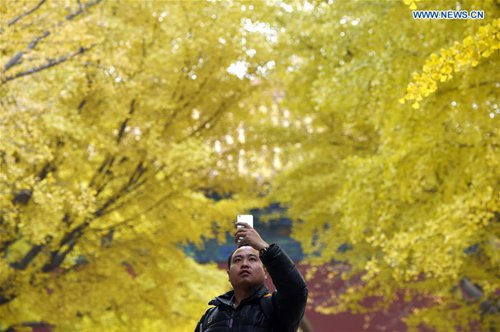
<box><xmin>195</xmin><ymin>221</ymin><xmax>308</xmax><ymax>332</ymax></box>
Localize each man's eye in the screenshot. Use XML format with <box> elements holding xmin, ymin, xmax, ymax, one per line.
<box><xmin>250</xmin><ymin>257</ymin><xmax>257</xmax><ymax>261</ymax></box>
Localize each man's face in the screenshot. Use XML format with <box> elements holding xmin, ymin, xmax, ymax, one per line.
<box><xmin>227</xmin><ymin>246</ymin><xmax>266</xmax><ymax>289</ymax></box>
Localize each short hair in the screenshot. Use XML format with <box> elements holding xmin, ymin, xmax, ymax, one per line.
<box><xmin>227</xmin><ymin>246</ymin><xmax>264</xmax><ymax>270</ymax></box>
<box><xmin>227</xmin><ymin>249</ymin><xmax>236</xmax><ymax>269</ymax></box>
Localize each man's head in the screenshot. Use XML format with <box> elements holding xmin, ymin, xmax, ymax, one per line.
<box><xmin>227</xmin><ymin>246</ymin><xmax>267</xmax><ymax>290</ymax></box>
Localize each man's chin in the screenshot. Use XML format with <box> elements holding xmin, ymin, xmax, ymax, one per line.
<box><xmin>237</xmin><ymin>278</ymin><xmax>259</xmax><ymax>287</ymax></box>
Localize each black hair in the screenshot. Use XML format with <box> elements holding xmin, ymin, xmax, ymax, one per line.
<box><xmin>227</xmin><ymin>249</ymin><xmax>236</xmax><ymax>269</ymax></box>
<box><xmin>227</xmin><ymin>246</ymin><xmax>265</xmax><ymax>269</ymax></box>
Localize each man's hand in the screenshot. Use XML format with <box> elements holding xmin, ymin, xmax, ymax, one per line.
<box><xmin>234</xmin><ymin>222</ymin><xmax>269</xmax><ymax>251</ymax></box>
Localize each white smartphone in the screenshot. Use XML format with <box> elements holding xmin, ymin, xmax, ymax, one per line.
<box><xmin>236</xmin><ymin>214</ymin><xmax>253</xmax><ymax>229</ymax></box>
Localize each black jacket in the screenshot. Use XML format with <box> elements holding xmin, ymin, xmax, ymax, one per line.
<box><xmin>195</xmin><ymin>243</ymin><xmax>308</xmax><ymax>332</ymax></box>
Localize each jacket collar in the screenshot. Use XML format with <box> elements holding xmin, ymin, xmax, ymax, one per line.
<box><xmin>209</xmin><ymin>285</ymin><xmax>269</xmax><ymax>308</ymax></box>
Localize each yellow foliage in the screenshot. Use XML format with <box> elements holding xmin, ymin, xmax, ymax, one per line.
<box><xmin>1</xmin><ymin>1</ymin><xmax>498</xmax><ymax>331</ymax></box>
<box><xmin>1</xmin><ymin>1</ymin><xmax>272</xmax><ymax>330</ymax></box>
<box><xmin>403</xmin><ymin>0</ymin><xmax>420</xmax><ymax>10</ymax></box>
<box><xmin>402</xmin><ymin>19</ymin><xmax>500</xmax><ymax>108</ymax></box>
<box><xmin>269</xmin><ymin>1</ymin><xmax>499</xmax><ymax>331</ymax></box>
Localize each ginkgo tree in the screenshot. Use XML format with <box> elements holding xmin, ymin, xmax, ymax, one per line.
<box><xmin>267</xmin><ymin>0</ymin><xmax>499</xmax><ymax>331</ymax></box>
<box><xmin>0</xmin><ymin>1</ymin><xmax>276</xmax><ymax>331</ymax></box>
<box><xmin>1</xmin><ymin>0</ymin><xmax>498</xmax><ymax>331</ymax></box>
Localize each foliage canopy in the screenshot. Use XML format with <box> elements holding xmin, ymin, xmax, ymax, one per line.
<box><xmin>0</xmin><ymin>0</ymin><xmax>498</xmax><ymax>331</ymax></box>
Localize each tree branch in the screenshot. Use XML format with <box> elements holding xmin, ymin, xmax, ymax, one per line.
<box><xmin>41</xmin><ymin>220</ymin><xmax>88</xmax><ymax>272</ymax></box>
<box><xmin>3</xmin><ymin>51</ymin><xmax>24</xmax><ymax>72</ymax></box>
<box><xmin>89</xmin><ymin>155</ymin><xmax>115</xmax><ymax>189</ymax></box>
<box><xmin>41</xmin><ymin>159</ymin><xmax>148</xmax><ymax>271</ymax></box>
<box><xmin>97</xmin><ymin>190</ymin><xmax>177</xmax><ymax>231</ymax></box>
<box><xmin>2</xmin><ymin>45</ymin><xmax>93</xmax><ymax>84</ymax></box>
<box><xmin>7</xmin><ymin>0</ymin><xmax>47</xmax><ymax>27</ymax></box>
<box><xmin>93</xmin><ymin>161</ymin><xmax>147</xmax><ymax>218</ymax></box>
<box><xmin>185</xmin><ymin>91</ymin><xmax>242</xmax><ymax>139</ymax></box>
<box><xmin>66</xmin><ymin>0</ymin><xmax>102</xmax><ymax>20</ymax></box>
<box><xmin>9</xmin><ymin>245</ymin><xmax>43</xmax><ymax>270</ymax></box>
<box><xmin>9</xmin><ymin>30</ymin><xmax>52</xmax><ymax>66</ymax></box>
<box><xmin>2</xmin><ymin>0</ymin><xmax>103</xmax><ymax>82</ymax></box>
<box><xmin>117</xmin><ymin>99</ymin><xmax>136</xmax><ymax>144</ymax></box>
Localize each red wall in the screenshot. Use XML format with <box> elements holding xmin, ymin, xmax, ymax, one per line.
<box><xmin>218</xmin><ymin>262</ymin><xmax>410</xmax><ymax>332</ymax></box>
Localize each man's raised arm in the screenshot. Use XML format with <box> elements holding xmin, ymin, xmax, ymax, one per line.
<box><xmin>261</xmin><ymin>243</ymin><xmax>308</xmax><ymax>331</ymax></box>
<box><xmin>234</xmin><ymin>222</ymin><xmax>308</xmax><ymax>331</ymax></box>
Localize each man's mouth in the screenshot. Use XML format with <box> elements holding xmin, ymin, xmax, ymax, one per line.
<box><xmin>239</xmin><ymin>270</ymin><xmax>251</xmax><ymax>276</ymax></box>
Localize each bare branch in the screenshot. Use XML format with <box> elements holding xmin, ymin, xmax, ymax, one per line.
<box><xmin>7</xmin><ymin>0</ymin><xmax>47</xmax><ymax>27</ymax></box>
<box><xmin>77</xmin><ymin>98</ymin><xmax>87</xmax><ymax>113</ymax></box>
<box><xmin>2</xmin><ymin>45</ymin><xmax>93</xmax><ymax>84</ymax></box>
<box><xmin>4</xmin><ymin>31</ymin><xmax>51</xmax><ymax>71</ymax></box>
<box><xmin>38</xmin><ymin>159</ymin><xmax>149</xmax><ymax>271</ymax></box>
<box><xmin>93</xmin><ymin>161</ymin><xmax>147</xmax><ymax>218</ymax></box>
<box><xmin>27</xmin><ymin>30</ymin><xmax>50</xmax><ymax>51</ymax></box>
<box><xmin>3</xmin><ymin>52</ymin><xmax>24</xmax><ymax>71</ymax></box>
<box><xmin>98</xmin><ymin>190</ymin><xmax>177</xmax><ymax>231</ymax></box>
<box><xmin>89</xmin><ymin>155</ymin><xmax>115</xmax><ymax>189</ymax></box>
<box><xmin>9</xmin><ymin>245</ymin><xmax>43</xmax><ymax>270</ymax></box>
<box><xmin>41</xmin><ymin>220</ymin><xmax>89</xmax><ymax>272</ymax></box>
<box><xmin>186</xmin><ymin>91</ymin><xmax>243</xmax><ymax>139</ymax></box>
<box><xmin>163</xmin><ymin>65</ymin><xmax>214</xmax><ymax>132</ymax></box>
<box><xmin>117</xmin><ymin>99</ymin><xmax>136</xmax><ymax>144</ymax></box>
<box><xmin>2</xmin><ymin>0</ymin><xmax>102</xmax><ymax>79</ymax></box>
<box><xmin>66</xmin><ymin>0</ymin><xmax>103</xmax><ymax>20</ymax></box>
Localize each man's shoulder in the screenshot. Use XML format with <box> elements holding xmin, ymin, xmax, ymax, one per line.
<box><xmin>204</xmin><ymin>306</ymin><xmax>218</xmax><ymax>321</ymax></box>
<box><xmin>197</xmin><ymin>305</ymin><xmax>219</xmax><ymax>330</ymax></box>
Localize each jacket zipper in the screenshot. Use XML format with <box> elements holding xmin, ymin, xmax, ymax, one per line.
<box><xmin>229</xmin><ymin>311</ymin><xmax>234</xmax><ymax>329</ymax></box>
